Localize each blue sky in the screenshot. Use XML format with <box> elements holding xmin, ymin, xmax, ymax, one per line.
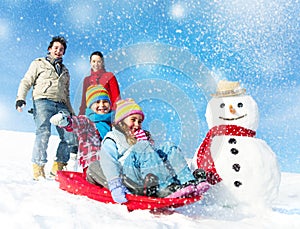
<box><xmin>0</xmin><ymin>0</ymin><xmax>299</xmax><ymax>173</ymax></box>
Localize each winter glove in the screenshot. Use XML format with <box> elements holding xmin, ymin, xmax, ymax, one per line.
<box><xmin>15</xmin><ymin>100</ymin><xmax>26</xmax><ymax>110</ymax></box>
<box><xmin>134</xmin><ymin>129</ymin><xmax>148</xmax><ymax>141</ymax></box>
<box><xmin>108</xmin><ymin>178</ymin><xmax>130</xmax><ymax>203</ymax></box>
<box><xmin>134</xmin><ymin>129</ymin><xmax>154</xmax><ymax>145</ymax></box>
<box><xmin>50</xmin><ymin>111</ymin><xmax>69</xmax><ymax>127</ymax></box>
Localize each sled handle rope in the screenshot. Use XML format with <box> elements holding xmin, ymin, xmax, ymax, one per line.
<box><xmin>156</xmin><ymin>147</ymin><xmax>181</xmax><ymax>185</ymax></box>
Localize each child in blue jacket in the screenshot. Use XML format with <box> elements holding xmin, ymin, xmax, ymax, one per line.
<box><xmin>86</xmin><ymin>98</ymin><xmax>209</xmax><ymax>203</ymax></box>
<box><xmin>50</xmin><ymin>85</ymin><xmax>113</xmax><ymax>177</ymax></box>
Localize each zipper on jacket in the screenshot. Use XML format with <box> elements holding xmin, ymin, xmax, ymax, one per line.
<box><xmin>43</xmin><ymin>81</ymin><xmax>52</xmax><ymax>93</ymax></box>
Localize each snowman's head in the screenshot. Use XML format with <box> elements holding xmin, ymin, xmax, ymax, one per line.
<box><xmin>205</xmin><ymin>95</ymin><xmax>259</xmax><ymax>130</ymax></box>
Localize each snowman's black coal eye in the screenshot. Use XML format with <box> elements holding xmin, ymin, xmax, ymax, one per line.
<box><xmin>220</xmin><ymin>103</ymin><xmax>225</xmax><ymax>108</ymax></box>
<box><xmin>237</xmin><ymin>103</ymin><xmax>243</xmax><ymax>108</ymax></box>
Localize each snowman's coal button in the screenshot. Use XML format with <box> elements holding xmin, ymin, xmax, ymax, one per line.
<box><xmin>231</xmin><ymin>148</ymin><xmax>239</xmax><ymax>155</ymax></box>
<box><xmin>232</xmin><ymin>163</ymin><xmax>240</xmax><ymax>172</ymax></box>
<box><xmin>228</xmin><ymin>138</ymin><xmax>237</xmax><ymax>144</ymax></box>
<box><xmin>234</xmin><ymin>181</ymin><xmax>242</xmax><ymax>187</ymax></box>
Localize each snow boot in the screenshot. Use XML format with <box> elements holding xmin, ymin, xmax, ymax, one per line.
<box><xmin>193</xmin><ymin>168</ymin><xmax>207</xmax><ymax>182</ymax></box>
<box><xmin>32</xmin><ymin>163</ymin><xmax>45</xmax><ymax>181</ymax></box>
<box><xmin>165</xmin><ymin>183</ymin><xmax>196</xmax><ymax>198</ymax></box>
<box><xmin>164</xmin><ymin>180</ymin><xmax>210</xmax><ymax>199</ymax></box>
<box><xmin>50</xmin><ymin>161</ymin><xmax>67</xmax><ymax>177</ymax></box>
<box><xmin>143</xmin><ymin>173</ymin><xmax>159</xmax><ymax>197</ymax></box>
<box><xmin>162</xmin><ymin>172</ymin><xmax>210</xmax><ymax>199</ymax></box>
<box><xmin>192</xmin><ymin>181</ymin><xmax>210</xmax><ymax>196</ymax></box>
<box><xmin>158</xmin><ymin>183</ymin><xmax>182</xmax><ymax>198</ymax></box>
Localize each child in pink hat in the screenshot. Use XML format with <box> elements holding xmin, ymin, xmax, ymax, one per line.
<box><xmin>86</xmin><ymin>98</ymin><xmax>210</xmax><ymax>203</ymax></box>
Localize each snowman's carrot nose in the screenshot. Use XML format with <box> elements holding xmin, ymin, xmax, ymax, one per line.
<box><xmin>229</xmin><ymin>104</ymin><xmax>236</xmax><ymax>114</ymax></box>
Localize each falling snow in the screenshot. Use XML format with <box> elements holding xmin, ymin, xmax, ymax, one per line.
<box><xmin>0</xmin><ymin>1</ymin><xmax>299</xmax><ymax>172</ymax></box>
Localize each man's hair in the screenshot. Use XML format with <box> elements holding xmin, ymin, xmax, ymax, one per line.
<box><xmin>48</xmin><ymin>36</ymin><xmax>67</xmax><ymax>54</ymax></box>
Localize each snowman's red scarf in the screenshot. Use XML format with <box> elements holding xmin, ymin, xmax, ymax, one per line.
<box><xmin>196</xmin><ymin>124</ymin><xmax>256</xmax><ymax>185</ymax></box>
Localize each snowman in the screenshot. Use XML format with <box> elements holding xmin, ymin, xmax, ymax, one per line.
<box><xmin>191</xmin><ymin>80</ymin><xmax>281</xmax><ymax>209</ymax></box>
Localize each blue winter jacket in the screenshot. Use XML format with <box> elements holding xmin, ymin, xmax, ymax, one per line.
<box><xmin>99</xmin><ymin>127</ymin><xmax>195</xmax><ymax>189</ymax></box>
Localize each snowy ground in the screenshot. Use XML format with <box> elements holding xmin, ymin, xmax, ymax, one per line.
<box><xmin>0</xmin><ymin>130</ymin><xmax>299</xmax><ymax>229</ymax></box>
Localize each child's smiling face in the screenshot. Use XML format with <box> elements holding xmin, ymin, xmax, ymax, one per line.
<box><xmin>123</xmin><ymin>114</ymin><xmax>144</xmax><ymax>135</ymax></box>
<box><xmin>90</xmin><ymin>100</ymin><xmax>111</xmax><ymax>114</ymax></box>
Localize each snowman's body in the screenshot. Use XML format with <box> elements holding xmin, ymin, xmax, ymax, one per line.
<box><xmin>192</xmin><ymin>94</ymin><xmax>280</xmax><ymax>207</ymax></box>
<box><xmin>211</xmin><ymin>135</ymin><xmax>280</xmax><ymax>206</ymax></box>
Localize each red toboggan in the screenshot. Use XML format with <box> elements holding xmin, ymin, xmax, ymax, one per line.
<box><xmin>55</xmin><ymin>171</ymin><xmax>203</xmax><ymax>211</ymax></box>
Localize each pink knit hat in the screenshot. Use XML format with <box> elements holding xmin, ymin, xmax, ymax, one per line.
<box><xmin>114</xmin><ymin>98</ymin><xmax>144</xmax><ymax>124</ymax></box>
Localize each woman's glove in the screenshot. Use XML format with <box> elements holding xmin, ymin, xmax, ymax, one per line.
<box><xmin>108</xmin><ymin>178</ymin><xmax>130</xmax><ymax>203</ymax></box>
<box><xmin>50</xmin><ymin>111</ymin><xmax>69</xmax><ymax>127</ymax></box>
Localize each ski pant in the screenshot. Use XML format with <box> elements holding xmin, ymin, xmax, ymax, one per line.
<box><xmin>121</xmin><ymin>141</ymin><xmax>195</xmax><ymax>189</ymax></box>
<box><xmin>86</xmin><ymin>141</ymin><xmax>195</xmax><ymax>194</ymax></box>
<box><xmin>86</xmin><ymin>160</ymin><xmax>145</xmax><ymax>195</ymax></box>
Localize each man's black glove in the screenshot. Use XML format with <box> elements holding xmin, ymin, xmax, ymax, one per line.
<box><xmin>16</xmin><ymin>100</ymin><xmax>26</xmax><ymax>110</ymax></box>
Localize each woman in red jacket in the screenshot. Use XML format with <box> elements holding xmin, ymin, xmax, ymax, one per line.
<box><xmin>79</xmin><ymin>51</ymin><xmax>120</xmax><ymax>115</ymax></box>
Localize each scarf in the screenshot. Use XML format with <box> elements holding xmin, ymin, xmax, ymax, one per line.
<box><xmin>89</xmin><ymin>69</ymin><xmax>106</xmax><ymax>84</ymax></box>
<box><xmin>196</xmin><ymin>125</ymin><xmax>256</xmax><ymax>185</ymax></box>
<box><xmin>85</xmin><ymin>108</ymin><xmax>113</xmax><ymax>139</ymax></box>
<box><xmin>46</xmin><ymin>54</ymin><xmax>63</xmax><ymax>76</ymax></box>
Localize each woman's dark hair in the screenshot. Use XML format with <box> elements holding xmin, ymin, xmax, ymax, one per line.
<box><xmin>48</xmin><ymin>36</ymin><xmax>67</xmax><ymax>54</ymax></box>
<box><xmin>89</xmin><ymin>51</ymin><xmax>104</xmax><ymax>61</ymax></box>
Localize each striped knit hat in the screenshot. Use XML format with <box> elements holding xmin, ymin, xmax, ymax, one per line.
<box><xmin>114</xmin><ymin>98</ymin><xmax>144</xmax><ymax>124</ymax></box>
<box><xmin>86</xmin><ymin>85</ymin><xmax>111</xmax><ymax>108</ymax></box>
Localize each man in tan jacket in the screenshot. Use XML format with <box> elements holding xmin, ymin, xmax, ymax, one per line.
<box><xmin>16</xmin><ymin>36</ymin><xmax>77</xmax><ymax>180</ymax></box>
